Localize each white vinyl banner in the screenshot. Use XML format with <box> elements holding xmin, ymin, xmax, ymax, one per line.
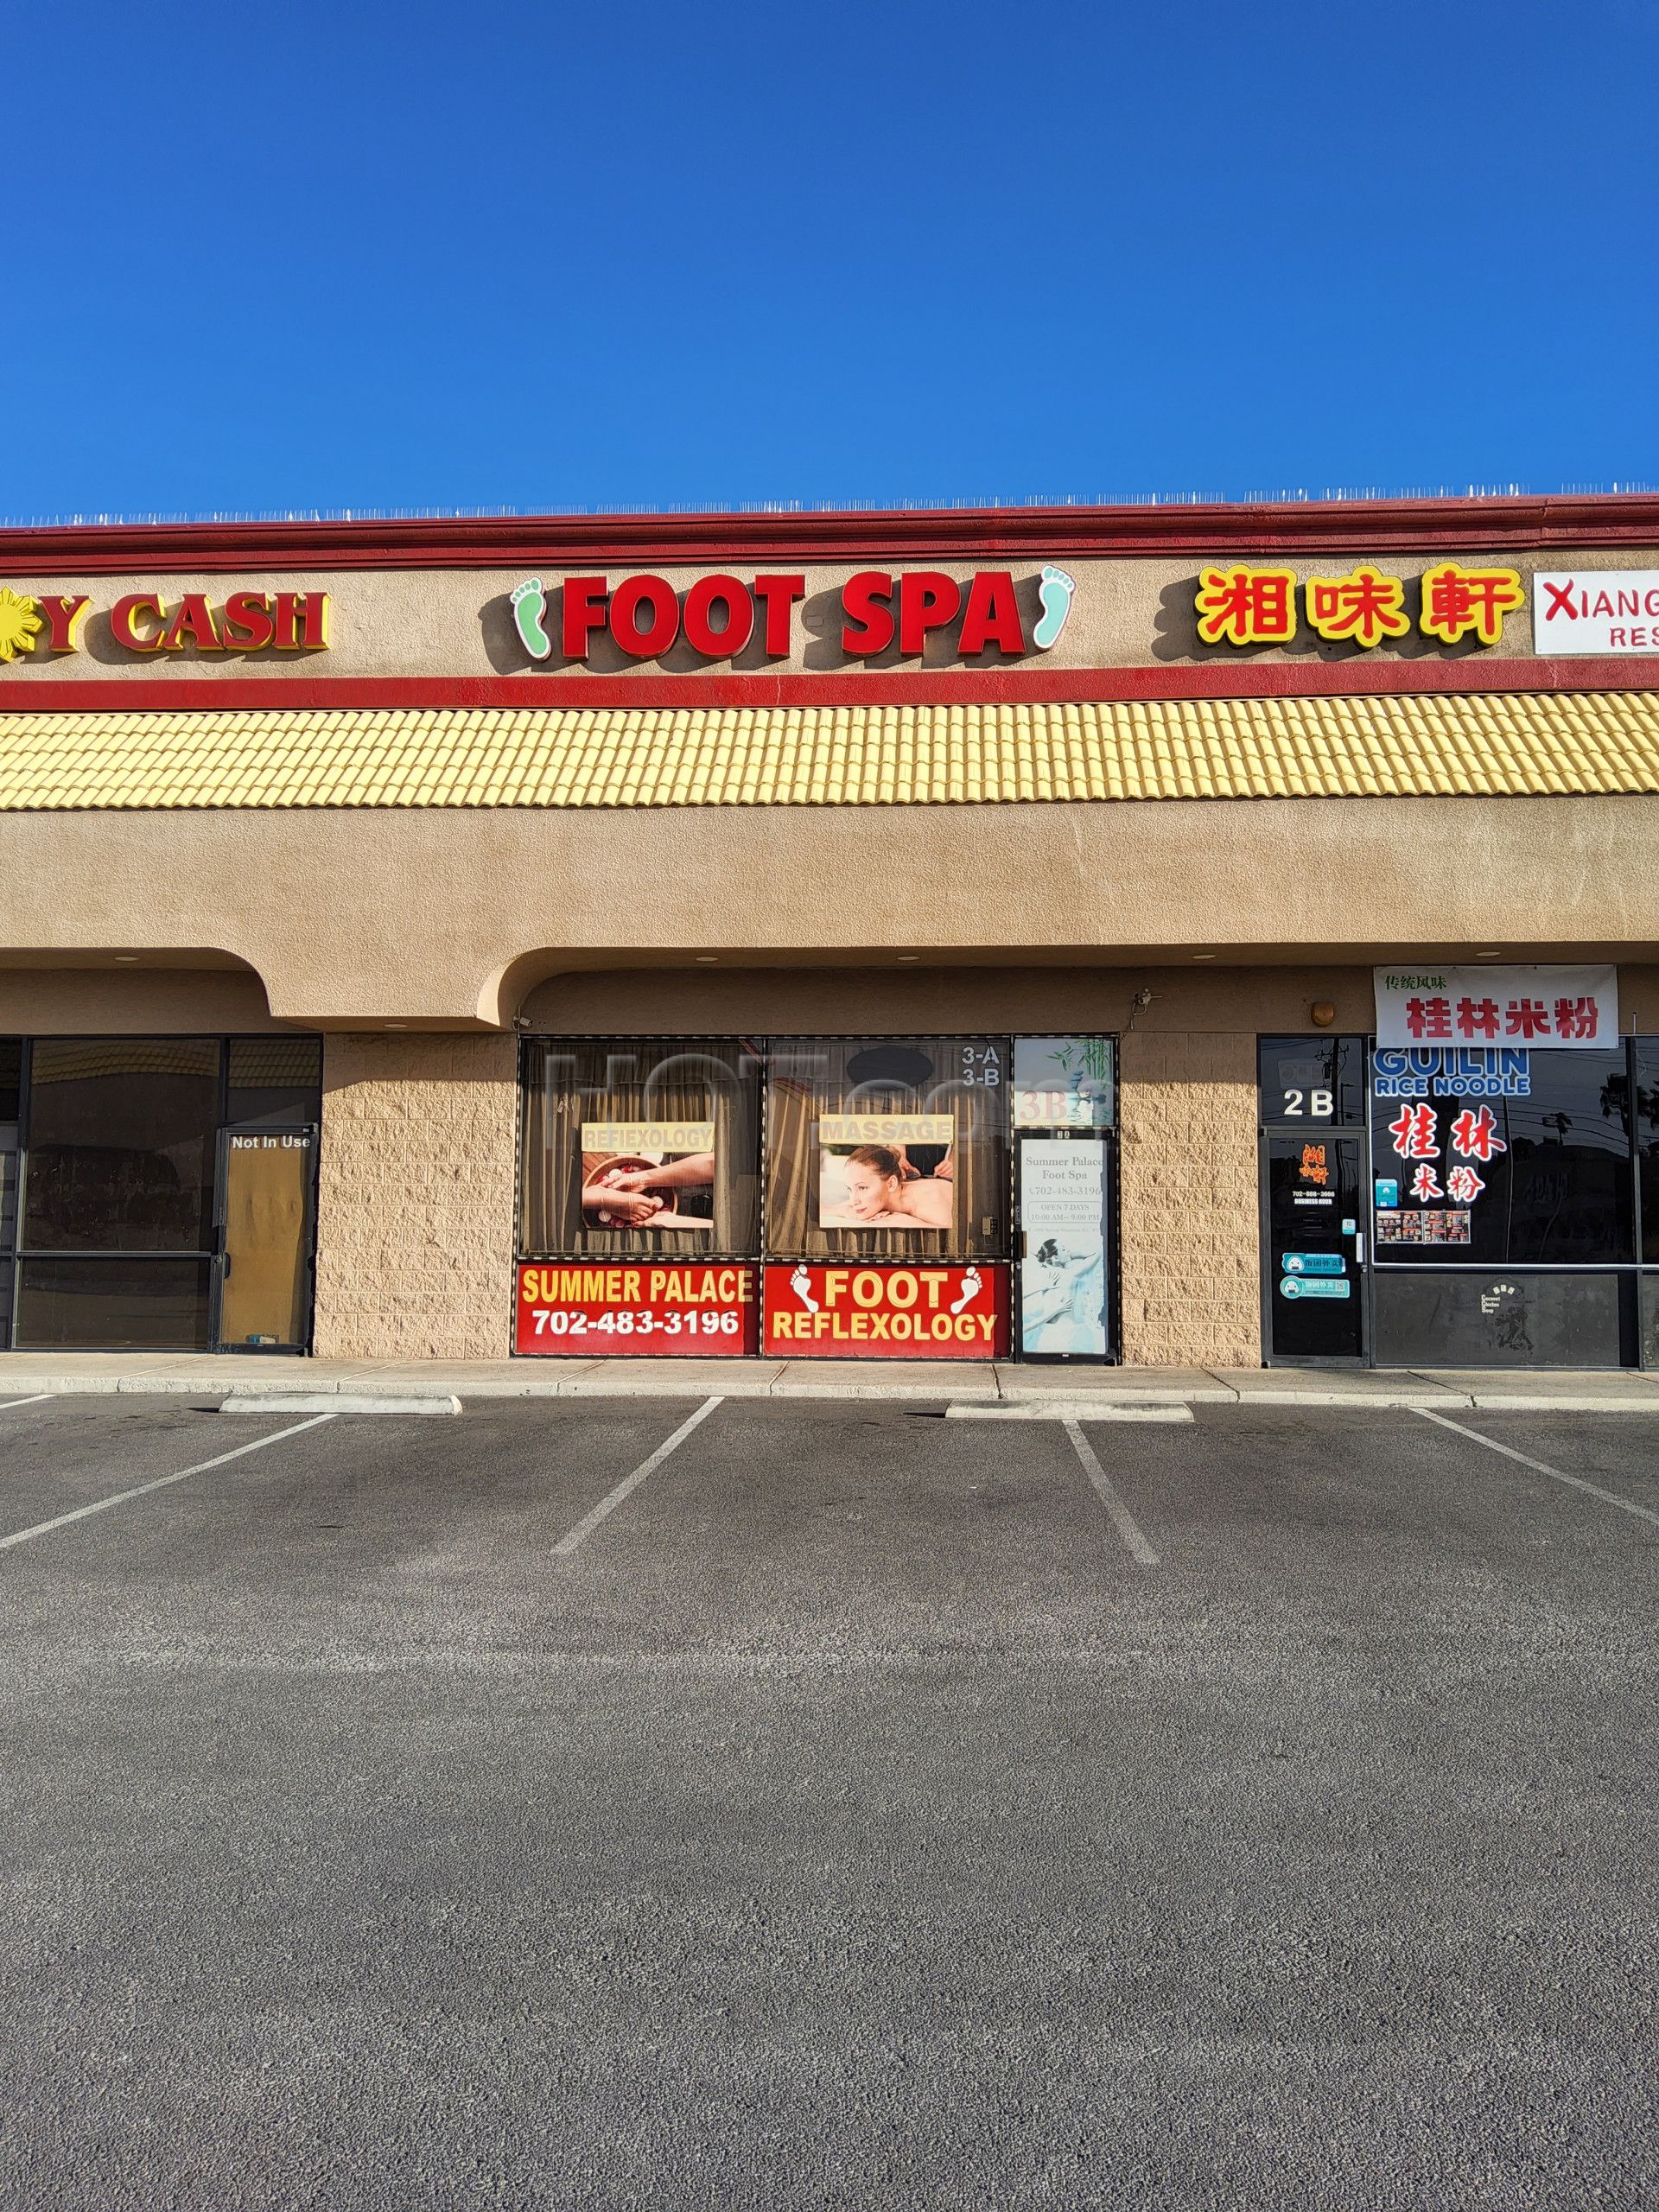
<box><xmin>1533</xmin><ymin>572</ymin><xmax>1659</xmax><ymax>655</ymax></box>
<box><xmin>1020</xmin><ymin>1137</ymin><xmax>1109</xmax><ymax>1358</ymax></box>
<box><xmin>1372</xmin><ymin>966</ymin><xmax>1618</xmax><ymax>1051</ymax></box>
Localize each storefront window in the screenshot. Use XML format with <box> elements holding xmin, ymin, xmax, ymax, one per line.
<box><xmin>1013</xmin><ymin>1036</ymin><xmax>1115</xmax><ymax>1130</ymax></box>
<box><xmin>765</xmin><ymin>1036</ymin><xmax>1008</xmax><ymax>1261</ymax></box>
<box><xmin>1634</xmin><ymin>1041</ymin><xmax>1659</xmax><ymax>1265</ymax></box>
<box><xmin>16</xmin><ymin>1257</ymin><xmax>213</xmax><ymax>1351</ymax></box>
<box><xmin>519</xmin><ymin>1037</ymin><xmax>762</xmax><ymax>1257</ymax></box>
<box><xmin>227</xmin><ymin>1036</ymin><xmax>323</xmax><ymax>1127</ymax></box>
<box><xmin>4</xmin><ymin>1033</ymin><xmax>321</xmax><ymax>1353</ymax></box>
<box><xmin>0</xmin><ymin>1039</ymin><xmax>16</xmax><ymax>1351</ymax></box>
<box><xmin>1259</xmin><ymin>1036</ymin><xmax>1367</xmax><ymax>1126</ymax></box>
<box><xmin>1372</xmin><ymin>1046</ymin><xmax>1632</xmax><ymax>1267</ymax></box>
<box><xmin>22</xmin><ymin>1037</ymin><xmax>219</xmax><ymax>1254</ymax></box>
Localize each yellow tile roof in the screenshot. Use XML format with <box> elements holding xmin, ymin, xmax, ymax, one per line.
<box><xmin>0</xmin><ymin>692</ymin><xmax>1655</xmax><ymax>810</ymax></box>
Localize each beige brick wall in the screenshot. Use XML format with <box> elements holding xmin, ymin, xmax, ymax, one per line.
<box><xmin>313</xmin><ymin>1033</ymin><xmax>518</xmax><ymax>1360</ymax></box>
<box><xmin>1117</xmin><ymin>1029</ymin><xmax>1261</xmax><ymax>1369</ymax></box>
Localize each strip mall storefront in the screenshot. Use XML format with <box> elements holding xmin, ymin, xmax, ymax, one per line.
<box><xmin>0</xmin><ymin>497</ymin><xmax>1656</xmax><ymax>1370</ymax></box>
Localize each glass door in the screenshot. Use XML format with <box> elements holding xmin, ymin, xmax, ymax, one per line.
<box><xmin>1012</xmin><ymin>1036</ymin><xmax>1116</xmax><ymax>1363</ymax></box>
<box><xmin>0</xmin><ymin>1124</ymin><xmax>16</xmax><ymax>1350</ymax></box>
<box><xmin>213</xmin><ymin>1128</ymin><xmax>316</xmax><ymax>1353</ymax></box>
<box><xmin>1263</xmin><ymin>1133</ymin><xmax>1365</xmax><ymax>1362</ymax></box>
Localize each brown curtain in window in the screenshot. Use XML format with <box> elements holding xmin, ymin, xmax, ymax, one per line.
<box><xmin>520</xmin><ymin>1039</ymin><xmax>761</xmax><ymax>1257</ymax></box>
<box><xmin>764</xmin><ymin>1038</ymin><xmax>1008</xmax><ymax>1261</ymax></box>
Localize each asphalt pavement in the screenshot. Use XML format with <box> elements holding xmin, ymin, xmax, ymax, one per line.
<box><xmin>0</xmin><ymin>1393</ymin><xmax>1654</xmax><ymax>2209</ymax></box>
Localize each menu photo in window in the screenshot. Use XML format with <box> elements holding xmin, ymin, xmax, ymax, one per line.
<box><xmin>580</xmin><ymin>1118</ymin><xmax>717</xmax><ymax>1235</ymax></box>
<box><xmin>816</xmin><ymin>1112</ymin><xmax>955</xmax><ymax>1233</ymax></box>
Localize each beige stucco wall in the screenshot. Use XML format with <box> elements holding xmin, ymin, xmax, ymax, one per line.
<box><xmin>311</xmin><ymin>1033</ymin><xmax>518</xmax><ymax>1360</ymax></box>
<box><xmin>1</xmin><ymin>794</ymin><xmax>1656</xmax><ymax>1028</ymax></box>
<box><xmin>0</xmin><ymin>963</ymin><xmax>280</xmax><ymax>1034</ymax></box>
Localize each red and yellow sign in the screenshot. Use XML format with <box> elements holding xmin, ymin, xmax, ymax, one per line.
<box><xmin>516</xmin><ymin>1261</ymin><xmax>759</xmax><ymax>1356</ymax></box>
<box><xmin>762</xmin><ymin>1262</ymin><xmax>1010</xmax><ymax>1358</ymax></box>
<box><xmin>1305</xmin><ymin>566</ymin><xmax>1410</xmax><ymax>649</ymax></box>
<box><xmin>0</xmin><ymin>588</ymin><xmax>331</xmax><ymax>661</ymax></box>
<box><xmin>1193</xmin><ymin>563</ymin><xmax>1524</xmax><ymax>649</ymax></box>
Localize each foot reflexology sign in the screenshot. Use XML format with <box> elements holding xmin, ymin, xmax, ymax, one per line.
<box><xmin>762</xmin><ymin>1262</ymin><xmax>1011</xmax><ymax>1357</ymax></box>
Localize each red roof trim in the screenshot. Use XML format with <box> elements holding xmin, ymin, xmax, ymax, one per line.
<box><xmin>2</xmin><ymin>494</ymin><xmax>1658</xmax><ymax>573</ymax></box>
<box><xmin>3</xmin><ymin>658</ymin><xmax>1656</xmax><ymax>714</ymax></box>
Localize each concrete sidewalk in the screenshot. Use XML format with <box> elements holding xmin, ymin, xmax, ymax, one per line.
<box><xmin>2</xmin><ymin>1352</ymin><xmax>1658</xmax><ymax>1412</ymax></box>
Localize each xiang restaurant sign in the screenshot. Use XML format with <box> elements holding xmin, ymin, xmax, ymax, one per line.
<box><xmin>0</xmin><ymin>587</ymin><xmax>330</xmax><ymax>663</ymax></box>
<box><xmin>1533</xmin><ymin>572</ymin><xmax>1659</xmax><ymax>655</ymax></box>
<box><xmin>507</xmin><ymin>566</ymin><xmax>1078</xmax><ymax>664</ymax></box>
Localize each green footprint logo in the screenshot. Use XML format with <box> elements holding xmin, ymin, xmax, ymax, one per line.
<box><xmin>511</xmin><ymin>577</ymin><xmax>551</xmax><ymax>661</ymax></box>
<box><xmin>1033</xmin><ymin>565</ymin><xmax>1076</xmax><ymax>651</ymax></box>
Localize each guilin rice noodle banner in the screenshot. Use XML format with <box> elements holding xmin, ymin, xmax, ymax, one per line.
<box><xmin>815</xmin><ymin>1113</ymin><xmax>955</xmax><ymax>1233</ymax></box>
<box><xmin>1372</xmin><ymin>967</ymin><xmax>1617</xmax><ymax>1051</ymax></box>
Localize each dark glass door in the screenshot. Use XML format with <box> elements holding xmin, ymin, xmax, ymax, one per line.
<box><xmin>1265</xmin><ymin>1133</ymin><xmax>1364</xmax><ymax>1362</ymax></box>
<box><xmin>0</xmin><ymin>1125</ymin><xmax>15</xmax><ymax>1350</ymax></box>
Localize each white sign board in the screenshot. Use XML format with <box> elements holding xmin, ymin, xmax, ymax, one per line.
<box><xmin>1020</xmin><ymin>1137</ymin><xmax>1109</xmax><ymax>1358</ymax></box>
<box><xmin>1533</xmin><ymin>572</ymin><xmax>1659</xmax><ymax>655</ymax></box>
<box><xmin>1373</xmin><ymin>966</ymin><xmax>1618</xmax><ymax>1050</ymax></box>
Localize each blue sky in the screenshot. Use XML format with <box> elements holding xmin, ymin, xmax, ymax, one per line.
<box><xmin>7</xmin><ymin>1</ymin><xmax>1656</xmax><ymax>519</ymax></box>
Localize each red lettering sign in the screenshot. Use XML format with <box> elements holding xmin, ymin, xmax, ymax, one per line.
<box><xmin>761</xmin><ymin>1262</ymin><xmax>1010</xmax><ymax>1359</ymax></box>
<box><xmin>515</xmin><ymin>1262</ymin><xmax>760</xmax><ymax>1356</ymax></box>
<box><xmin>535</xmin><ymin>571</ymin><xmax>1044</xmax><ymax>664</ymax></box>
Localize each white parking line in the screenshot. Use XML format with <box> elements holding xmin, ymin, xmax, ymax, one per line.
<box><xmin>0</xmin><ymin>1414</ymin><xmax>336</xmax><ymax>1554</ymax></box>
<box><xmin>553</xmin><ymin>1397</ymin><xmax>722</xmax><ymax>1558</ymax></box>
<box><xmin>1063</xmin><ymin>1418</ymin><xmax>1160</xmax><ymax>1566</ymax></box>
<box><xmin>1414</xmin><ymin>1408</ymin><xmax>1659</xmax><ymax>1529</ymax></box>
<box><xmin>0</xmin><ymin>1395</ymin><xmax>51</xmax><ymax>1412</ymax></box>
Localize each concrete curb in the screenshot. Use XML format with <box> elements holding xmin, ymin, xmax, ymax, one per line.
<box><xmin>946</xmin><ymin>1402</ymin><xmax>1192</xmax><ymax>1423</ymax></box>
<box><xmin>3</xmin><ymin>1362</ymin><xmax>1658</xmax><ymax>1416</ymax></box>
<box><xmin>221</xmin><ymin>1393</ymin><xmax>462</xmax><ymax>1416</ymax></box>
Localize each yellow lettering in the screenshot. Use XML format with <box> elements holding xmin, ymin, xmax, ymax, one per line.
<box><xmin>919</xmin><ymin>1270</ymin><xmax>949</xmax><ymax>1309</ymax></box>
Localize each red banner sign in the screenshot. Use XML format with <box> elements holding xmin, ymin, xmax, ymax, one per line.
<box><xmin>762</xmin><ymin>1262</ymin><xmax>1009</xmax><ymax>1359</ymax></box>
<box><xmin>516</xmin><ymin>1262</ymin><xmax>760</xmax><ymax>1356</ymax></box>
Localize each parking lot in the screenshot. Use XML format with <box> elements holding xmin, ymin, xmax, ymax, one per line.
<box><xmin>0</xmin><ymin>1390</ymin><xmax>1655</xmax><ymax>2211</ymax></box>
